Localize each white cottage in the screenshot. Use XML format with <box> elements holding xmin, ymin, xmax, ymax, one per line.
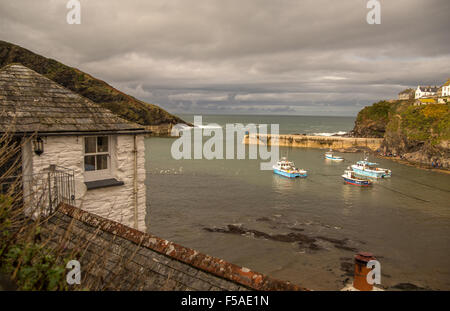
<box><xmin>440</xmin><ymin>79</ymin><xmax>450</xmax><ymax>97</ymax></box>
<box><xmin>0</xmin><ymin>64</ymin><xmax>148</xmax><ymax>231</ymax></box>
<box><xmin>414</xmin><ymin>85</ymin><xmax>438</xmax><ymax>99</ymax></box>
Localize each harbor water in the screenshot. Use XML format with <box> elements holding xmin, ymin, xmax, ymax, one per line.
<box><xmin>145</xmin><ymin>114</ymin><xmax>450</xmax><ymax>290</ymax></box>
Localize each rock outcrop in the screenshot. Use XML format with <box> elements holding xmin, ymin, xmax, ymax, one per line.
<box><xmin>352</xmin><ymin>99</ymin><xmax>449</xmax><ymax>169</ymax></box>
<box><xmin>351</xmin><ymin>100</ymin><xmax>393</xmax><ymax>138</ymax></box>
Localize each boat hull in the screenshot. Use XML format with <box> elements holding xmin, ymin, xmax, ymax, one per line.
<box><xmin>325</xmin><ymin>155</ymin><xmax>344</xmax><ymax>161</ymax></box>
<box><xmin>342</xmin><ymin>176</ymin><xmax>372</xmax><ymax>186</ymax></box>
<box><xmin>273</xmin><ymin>168</ymin><xmax>307</xmax><ymax>178</ymax></box>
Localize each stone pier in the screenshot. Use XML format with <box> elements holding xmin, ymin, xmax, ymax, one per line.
<box><xmin>243</xmin><ymin>134</ymin><xmax>383</xmax><ymax>151</ymax></box>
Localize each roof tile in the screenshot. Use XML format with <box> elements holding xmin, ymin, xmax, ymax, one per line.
<box><xmin>0</xmin><ymin>64</ymin><xmax>145</xmax><ymax>133</ymax></box>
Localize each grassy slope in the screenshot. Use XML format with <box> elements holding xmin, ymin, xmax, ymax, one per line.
<box><xmin>0</xmin><ymin>40</ymin><xmax>185</xmax><ymax>126</ymax></box>
<box><xmin>390</xmin><ymin>102</ymin><xmax>450</xmax><ymax>145</ymax></box>
<box><xmin>354</xmin><ymin>99</ymin><xmax>449</xmax><ymax>149</ymax></box>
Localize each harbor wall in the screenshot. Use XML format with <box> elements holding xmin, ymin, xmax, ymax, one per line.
<box><xmin>243</xmin><ymin>134</ymin><xmax>383</xmax><ymax>151</ymax></box>
<box><xmin>146</xmin><ymin>123</ymin><xmax>174</xmax><ymax>136</ymax></box>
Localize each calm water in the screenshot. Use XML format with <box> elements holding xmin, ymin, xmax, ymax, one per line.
<box><xmin>145</xmin><ymin>115</ymin><xmax>450</xmax><ymax>290</ymax></box>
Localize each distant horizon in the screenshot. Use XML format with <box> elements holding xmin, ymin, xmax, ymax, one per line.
<box><xmin>174</xmin><ymin>112</ymin><xmax>357</xmax><ymax>118</ymax></box>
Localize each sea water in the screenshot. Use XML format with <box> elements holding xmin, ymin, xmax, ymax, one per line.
<box><xmin>145</xmin><ymin>114</ymin><xmax>450</xmax><ymax>290</ymax></box>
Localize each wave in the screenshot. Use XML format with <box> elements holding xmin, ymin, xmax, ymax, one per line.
<box><xmin>176</xmin><ymin>124</ymin><xmax>223</xmax><ymax>130</ymax></box>
<box><xmin>195</xmin><ymin>124</ymin><xmax>223</xmax><ymax>129</ymax></box>
<box><xmin>312</xmin><ymin>131</ymin><xmax>347</xmax><ymax>137</ymax></box>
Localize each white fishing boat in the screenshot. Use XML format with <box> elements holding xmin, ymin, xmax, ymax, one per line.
<box><xmin>351</xmin><ymin>157</ymin><xmax>391</xmax><ymax>179</ymax></box>
<box><xmin>342</xmin><ymin>169</ymin><xmax>372</xmax><ymax>186</ymax></box>
<box><xmin>325</xmin><ymin>149</ymin><xmax>344</xmax><ymax>161</ymax></box>
<box><xmin>273</xmin><ymin>157</ymin><xmax>307</xmax><ymax>178</ymax></box>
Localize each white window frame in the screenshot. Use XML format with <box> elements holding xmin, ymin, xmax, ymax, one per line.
<box><xmin>83</xmin><ymin>136</ymin><xmax>113</xmax><ymax>182</ymax></box>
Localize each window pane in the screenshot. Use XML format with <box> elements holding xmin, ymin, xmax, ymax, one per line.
<box><xmin>96</xmin><ymin>154</ymin><xmax>108</xmax><ymax>170</ymax></box>
<box><xmin>84</xmin><ymin>155</ymin><xmax>95</xmax><ymax>171</ymax></box>
<box><xmin>97</xmin><ymin>136</ymin><xmax>108</xmax><ymax>152</ymax></box>
<box><xmin>85</xmin><ymin>137</ymin><xmax>96</xmax><ymax>154</ymax></box>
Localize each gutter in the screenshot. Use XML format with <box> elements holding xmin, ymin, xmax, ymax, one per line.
<box><xmin>2</xmin><ymin>129</ymin><xmax>152</xmax><ymax>137</ymax></box>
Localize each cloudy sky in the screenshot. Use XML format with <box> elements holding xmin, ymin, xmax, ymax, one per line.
<box><xmin>1</xmin><ymin>0</ymin><xmax>449</xmax><ymax>116</ymax></box>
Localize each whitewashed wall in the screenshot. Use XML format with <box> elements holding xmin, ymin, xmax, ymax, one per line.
<box><xmin>22</xmin><ymin>134</ymin><xmax>147</xmax><ymax>231</ymax></box>
<box><xmin>443</xmin><ymin>86</ymin><xmax>449</xmax><ymax>97</ymax></box>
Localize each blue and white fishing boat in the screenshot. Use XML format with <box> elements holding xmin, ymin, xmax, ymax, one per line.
<box><xmin>351</xmin><ymin>158</ymin><xmax>391</xmax><ymax>179</ymax></box>
<box><xmin>342</xmin><ymin>169</ymin><xmax>372</xmax><ymax>186</ymax></box>
<box><xmin>273</xmin><ymin>157</ymin><xmax>307</xmax><ymax>178</ymax></box>
<box><xmin>325</xmin><ymin>149</ymin><xmax>344</xmax><ymax>161</ymax></box>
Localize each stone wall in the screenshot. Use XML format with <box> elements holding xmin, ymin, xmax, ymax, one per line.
<box><xmin>244</xmin><ymin>134</ymin><xmax>383</xmax><ymax>151</ymax></box>
<box><xmin>21</xmin><ymin>134</ymin><xmax>147</xmax><ymax>231</ymax></box>
<box><xmin>41</xmin><ymin>204</ymin><xmax>306</xmax><ymax>291</ymax></box>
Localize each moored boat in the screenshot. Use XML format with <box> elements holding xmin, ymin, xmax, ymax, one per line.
<box><xmin>325</xmin><ymin>149</ymin><xmax>344</xmax><ymax>161</ymax></box>
<box><xmin>351</xmin><ymin>158</ymin><xmax>391</xmax><ymax>179</ymax></box>
<box><xmin>273</xmin><ymin>157</ymin><xmax>307</xmax><ymax>178</ymax></box>
<box><xmin>342</xmin><ymin>169</ymin><xmax>372</xmax><ymax>186</ymax></box>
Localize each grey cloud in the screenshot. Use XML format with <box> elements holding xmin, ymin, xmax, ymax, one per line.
<box><xmin>1</xmin><ymin>0</ymin><xmax>449</xmax><ymax>116</ymax></box>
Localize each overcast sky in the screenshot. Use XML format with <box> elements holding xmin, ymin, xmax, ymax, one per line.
<box><xmin>1</xmin><ymin>0</ymin><xmax>449</xmax><ymax>116</ymax></box>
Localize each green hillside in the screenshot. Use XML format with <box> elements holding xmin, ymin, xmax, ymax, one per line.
<box><xmin>352</xmin><ymin>99</ymin><xmax>449</xmax><ymax>169</ymax></box>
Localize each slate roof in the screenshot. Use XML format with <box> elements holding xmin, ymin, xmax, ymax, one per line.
<box><xmin>418</xmin><ymin>85</ymin><xmax>439</xmax><ymax>93</ymax></box>
<box><xmin>0</xmin><ymin>64</ymin><xmax>145</xmax><ymax>134</ymax></box>
<box><xmin>41</xmin><ymin>203</ymin><xmax>307</xmax><ymax>291</ymax></box>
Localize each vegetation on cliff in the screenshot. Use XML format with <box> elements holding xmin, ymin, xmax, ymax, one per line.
<box><xmin>0</xmin><ymin>40</ymin><xmax>185</xmax><ymax>127</ymax></box>
<box><xmin>352</xmin><ymin>100</ymin><xmax>395</xmax><ymax>137</ymax></box>
<box><xmin>353</xmin><ymin>99</ymin><xmax>449</xmax><ymax>168</ymax></box>
<box><xmin>393</xmin><ymin>103</ymin><xmax>450</xmax><ymax>143</ymax></box>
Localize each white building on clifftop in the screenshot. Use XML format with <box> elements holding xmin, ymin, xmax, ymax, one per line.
<box><xmin>415</xmin><ymin>85</ymin><xmax>439</xmax><ymax>99</ymax></box>
<box><xmin>440</xmin><ymin>79</ymin><xmax>450</xmax><ymax>97</ymax></box>
<box><xmin>0</xmin><ymin>64</ymin><xmax>148</xmax><ymax>231</ymax></box>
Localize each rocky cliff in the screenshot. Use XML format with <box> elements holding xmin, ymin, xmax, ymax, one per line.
<box><xmin>352</xmin><ymin>100</ymin><xmax>393</xmax><ymax>138</ymax></box>
<box><xmin>0</xmin><ymin>40</ymin><xmax>186</xmax><ymax>135</ymax></box>
<box><xmin>352</xmin><ymin>100</ymin><xmax>450</xmax><ymax>169</ymax></box>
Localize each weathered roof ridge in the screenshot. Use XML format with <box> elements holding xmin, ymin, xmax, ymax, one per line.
<box><xmin>58</xmin><ymin>203</ymin><xmax>308</xmax><ymax>291</ymax></box>
<box><xmin>418</xmin><ymin>85</ymin><xmax>438</xmax><ymax>92</ymax></box>
<box><xmin>0</xmin><ymin>64</ymin><xmax>146</xmax><ymax>134</ymax></box>
<box><xmin>0</xmin><ymin>62</ymin><xmax>24</xmax><ymax>70</ymax></box>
